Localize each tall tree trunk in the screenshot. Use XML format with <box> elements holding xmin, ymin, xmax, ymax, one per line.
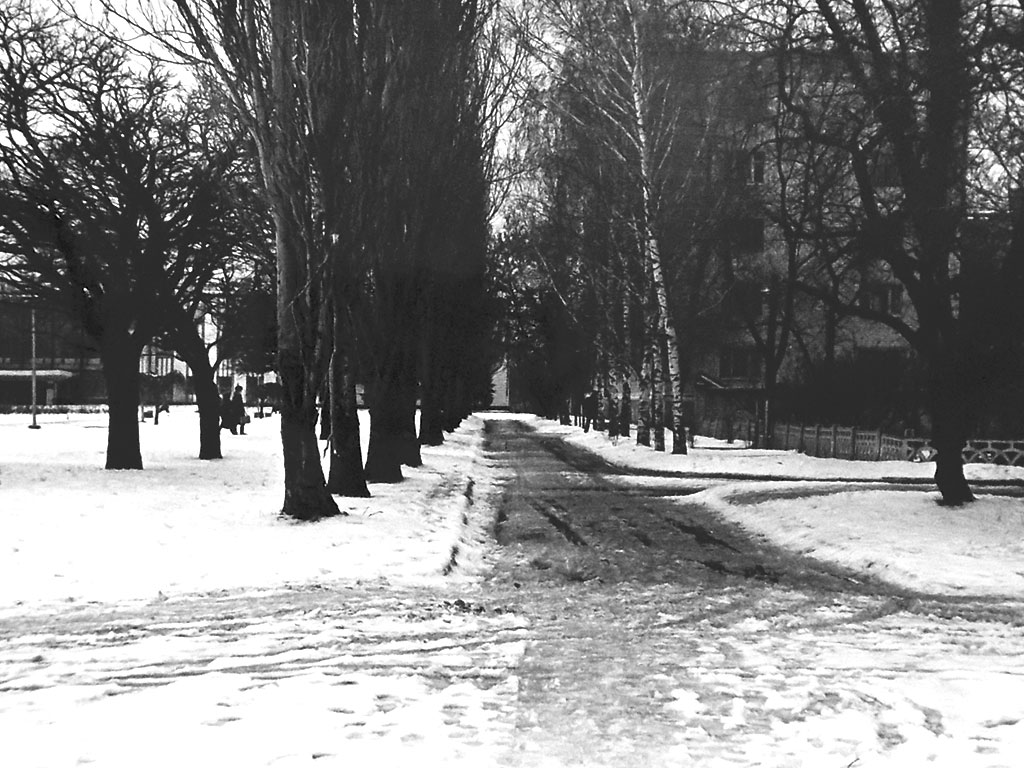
<box><xmin>637</xmin><ymin>346</ymin><xmax>652</xmax><ymax>447</ymax></box>
<box><xmin>257</xmin><ymin>1</ymin><xmax>338</xmax><ymax>521</ymax></box>
<box><xmin>419</xmin><ymin>384</ymin><xmax>445</xmax><ymax>446</ymax></box>
<box><xmin>100</xmin><ymin>333</ymin><xmax>144</xmax><ymax>470</ymax></box>
<box><xmin>605</xmin><ymin>371</ymin><xmax>619</xmax><ymax>439</ymax></box>
<box><xmin>630</xmin><ymin>11</ymin><xmax>687</xmax><ymax>457</ymax></box>
<box><xmin>617</xmin><ymin>282</ymin><xmax>632</xmax><ymax>440</ymax></box>
<box><xmin>379</xmin><ymin>334</ymin><xmax>422</xmax><ymax>469</ymax></box>
<box><xmin>442</xmin><ymin>375</ymin><xmax>467</xmax><ymax>432</ymax></box>
<box><xmin>660</xmin><ymin>337</ymin><xmax>683</xmax><ymax>454</ymax></box>
<box><xmin>326</xmin><ymin>307</ymin><xmax>369</xmax><ymax>497</ymax></box>
<box><xmin>418</xmin><ymin>346</ymin><xmax>445</xmax><ymax>447</ymax></box>
<box><xmin>364</xmin><ymin>378</ymin><xmax>405</xmax><ymax>483</ymax></box>
<box><xmin>619</xmin><ymin>376</ymin><xmax>632</xmax><ymax>439</ymax></box>
<box><xmin>929</xmin><ymin>354</ymin><xmax>974</xmax><ymax>505</ymax></box>
<box><xmin>275</xmin><ymin>220</ymin><xmax>339</xmax><ymax>520</ymax></box>
<box><xmin>822</xmin><ymin>301</ymin><xmax>838</xmax><ymax>423</ymax></box>
<box><xmin>398</xmin><ymin>380</ymin><xmax>422</xmax><ymax>467</ymax></box>
<box><xmin>319</xmin><ymin>400</ymin><xmax>330</xmax><ymax>440</ymax></box>
<box><xmin>194</xmin><ymin>374</ymin><xmax>223</xmax><ymax>461</ymax></box>
<box><xmin>649</xmin><ymin>247</ymin><xmax>686</xmax><ymax>453</ymax></box>
<box><xmin>652</xmin><ymin>340</ymin><xmax>665</xmax><ymax>452</ymax></box>
<box><xmin>279</xmin><ymin>347</ymin><xmax>339</xmax><ymax>517</ymax></box>
<box><xmin>170</xmin><ymin>325</ymin><xmax>222</xmax><ymax>460</ymax></box>
<box><xmin>364</xmin><ymin>334</ymin><xmax>421</xmax><ymax>482</ymax></box>
<box><xmin>429</xmin><ymin>349</ymin><xmax>463</xmax><ymax>437</ymax></box>
<box><xmin>417</xmin><ymin>293</ymin><xmax>446</xmax><ymax>446</ymax></box>
<box><xmin>762</xmin><ymin>353</ymin><xmax>781</xmax><ymax>455</ymax></box>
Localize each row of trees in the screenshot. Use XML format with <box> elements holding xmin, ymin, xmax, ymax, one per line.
<box><xmin>499</xmin><ymin>1</ymin><xmax>789</xmax><ymax>452</ymax></box>
<box><xmin>7</xmin><ymin>0</ymin><xmax>1022</xmax><ymax>508</ymax></box>
<box><xmin>0</xmin><ymin>3</ymin><xmax>256</xmax><ymax>465</ymax></box>
<box><xmin>0</xmin><ymin>0</ymin><xmax>509</xmax><ymax>520</ymax></box>
<box><xmin>158</xmin><ymin>0</ymin><xmax>507</xmax><ymax>518</ymax></box>
<box><xmin>499</xmin><ymin>0</ymin><xmax>1024</xmax><ymax>505</ymax></box>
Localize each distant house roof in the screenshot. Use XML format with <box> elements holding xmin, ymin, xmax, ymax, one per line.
<box><xmin>0</xmin><ymin>369</ymin><xmax>76</xmax><ymax>380</ymax></box>
<box><xmin>696</xmin><ymin>373</ymin><xmax>763</xmax><ymax>392</ymax></box>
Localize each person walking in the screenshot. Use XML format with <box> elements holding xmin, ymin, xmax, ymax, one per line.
<box><xmin>220</xmin><ymin>387</ymin><xmax>238</xmax><ymax>434</ymax></box>
<box><xmin>231</xmin><ymin>385</ymin><xmax>247</xmax><ymax>435</ymax></box>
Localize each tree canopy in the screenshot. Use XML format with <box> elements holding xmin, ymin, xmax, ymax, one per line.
<box><xmin>0</xmin><ymin>0</ymin><xmax>250</xmax><ymax>467</ymax></box>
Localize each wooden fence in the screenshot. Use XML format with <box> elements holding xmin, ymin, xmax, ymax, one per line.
<box><xmin>774</xmin><ymin>422</ymin><xmax>1024</xmax><ymax>466</ymax></box>
<box><xmin>702</xmin><ymin>417</ymin><xmax>1024</xmax><ymax>466</ymax></box>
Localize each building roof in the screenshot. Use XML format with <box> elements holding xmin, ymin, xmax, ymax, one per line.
<box><xmin>696</xmin><ymin>373</ymin><xmax>764</xmax><ymax>392</ymax></box>
<box><xmin>0</xmin><ymin>369</ymin><xmax>76</xmax><ymax>380</ymax></box>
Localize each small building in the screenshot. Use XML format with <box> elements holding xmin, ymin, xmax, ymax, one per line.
<box><xmin>0</xmin><ymin>290</ymin><xmax>224</xmax><ymax>407</ymax></box>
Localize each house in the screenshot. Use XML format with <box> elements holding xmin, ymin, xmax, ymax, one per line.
<box><xmin>679</xmin><ymin>49</ymin><xmax>942</xmax><ymax>442</ymax></box>
<box><xmin>0</xmin><ymin>292</ymin><xmax>102</xmax><ymax>405</ymax></box>
<box><xmin>0</xmin><ymin>288</ymin><xmax>259</xmax><ymax>408</ymax></box>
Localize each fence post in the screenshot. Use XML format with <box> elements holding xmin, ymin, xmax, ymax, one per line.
<box><xmin>850</xmin><ymin>427</ymin><xmax>858</xmax><ymax>460</ymax></box>
<box><xmin>813</xmin><ymin>424</ymin><xmax>821</xmax><ymax>457</ymax></box>
<box><xmin>876</xmin><ymin>429</ymin><xmax>883</xmax><ymax>461</ymax></box>
<box><xmin>830</xmin><ymin>425</ymin><xmax>837</xmax><ymax>458</ymax></box>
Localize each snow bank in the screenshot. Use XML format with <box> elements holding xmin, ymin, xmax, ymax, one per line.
<box><xmin>0</xmin><ymin>409</ymin><xmax>501</xmax><ymax>610</ymax></box>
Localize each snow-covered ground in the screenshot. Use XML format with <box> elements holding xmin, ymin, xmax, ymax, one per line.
<box><xmin>0</xmin><ymin>407</ymin><xmax>496</xmax><ymax>609</ymax></box>
<box><xmin>1</xmin><ymin>408</ymin><xmax>1022</xmax><ymax>767</ymax></box>
<box><xmin>524</xmin><ymin>414</ymin><xmax>1024</xmax><ymax>599</ymax></box>
<box><xmin>1</xmin><ymin>407</ymin><xmax>515</xmax><ymax>768</ymax></box>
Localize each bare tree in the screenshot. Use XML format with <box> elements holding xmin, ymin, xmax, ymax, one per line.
<box><xmin>350</xmin><ymin>0</ymin><xmax>502</xmax><ymax>482</ymax></box>
<box><xmin>756</xmin><ymin>0</ymin><xmax>1020</xmax><ymax>503</ymax></box>
<box><xmin>520</xmin><ymin>0</ymin><xmax>747</xmax><ymax>452</ymax></box>
<box><xmin>0</xmin><ymin>2</ymin><xmax>242</xmax><ymax>468</ymax></box>
<box><xmin>515</xmin><ymin>0</ymin><xmax>753</xmax><ymax>450</ymax></box>
<box><xmin>142</xmin><ymin>0</ymin><xmax>352</xmax><ymax>517</ymax></box>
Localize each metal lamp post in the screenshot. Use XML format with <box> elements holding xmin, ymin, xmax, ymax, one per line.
<box><xmin>29</xmin><ymin>306</ymin><xmax>40</xmax><ymax>429</ymax></box>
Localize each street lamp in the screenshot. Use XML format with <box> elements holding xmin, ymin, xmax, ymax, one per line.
<box><xmin>29</xmin><ymin>305</ymin><xmax>40</xmax><ymax>429</ymax></box>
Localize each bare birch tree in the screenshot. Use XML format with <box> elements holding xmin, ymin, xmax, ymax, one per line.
<box><xmin>516</xmin><ymin>0</ymin><xmax>745</xmax><ymax>452</ymax></box>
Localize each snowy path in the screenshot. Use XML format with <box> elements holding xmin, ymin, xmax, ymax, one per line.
<box><xmin>483</xmin><ymin>419</ymin><xmax>1024</xmax><ymax>768</ymax></box>
<box><xmin>1</xmin><ymin>413</ymin><xmax>1022</xmax><ymax>767</ymax></box>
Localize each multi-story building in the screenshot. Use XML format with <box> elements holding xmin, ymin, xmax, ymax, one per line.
<box><xmin>0</xmin><ymin>292</ymin><xmax>101</xmax><ymax>405</ymax></box>
<box><xmin>685</xmin><ymin>79</ymin><xmax>925</xmax><ymax>440</ymax></box>
<box><xmin>0</xmin><ymin>289</ymin><xmax>241</xmax><ymax>408</ymax></box>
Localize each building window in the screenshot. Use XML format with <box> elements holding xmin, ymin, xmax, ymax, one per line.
<box><xmin>724</xmin><ymin>281</ymin><xmax>764</xmax><ymax>319</ymax></box>
<box><xmin>719</xmin><ymin>346</ymin><xmax>761</xmax><ymax>380</ymax></box>
<box><xmin>750</xmin><ymin>150</ymin><xmax>766</xmax><ymax>184</ymax></box>
<box><xmin>729</xmin><ymin>217</ymin><xmax>765</xmax><ymax>253</ymax></box>
<box><xmin>140</xmin><ymin>346</ymin><xmax>175</xmax><ymax>377</ymax></box>
<box><xmin>869</xmin><ymin>150</ymin><xmax>901</xmax><ymax>188</ymax></box>
<box><xmin>724</xmin><ymin>149</ymin><xmax>765</xmax><ymax>185</ymax></box>
<box><xmin>858</xmin><ymin>282</ymin><xmax>903</xmax><ymax>315</ymax></box>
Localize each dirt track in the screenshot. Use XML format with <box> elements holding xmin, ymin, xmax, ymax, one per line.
<box><xmin>482</xmin><ymin>419</ymin><xmax>1024</xmax><ymax>767</ymax></box>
